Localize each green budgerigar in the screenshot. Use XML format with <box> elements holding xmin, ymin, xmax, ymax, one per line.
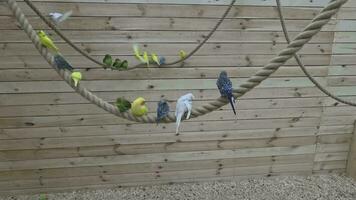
<box><xmin>116</xmin><ymin>97</ymin><xmax>131</xmax><ymax>112</ymax></box>
<box><xmin>103</xmin><ymin>54</ymin><xmax>112</xmax><ymax>69</ymax></box>
<box><xmin>38</xmin><ymin>30</ymin><xmax>58</xmax><ymax>52</ymax></box>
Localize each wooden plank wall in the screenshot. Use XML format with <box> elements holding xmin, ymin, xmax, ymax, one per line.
<box><xmin>0</xmin><ymin>0</ymin><xmax>355</xmax><ymax>194</ymax></box>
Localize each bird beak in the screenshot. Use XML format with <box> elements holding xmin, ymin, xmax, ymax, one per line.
<box><xmin>141</xmin><ymin>101</ymin><xmax>146</xmax><ymax>105</ymax></box>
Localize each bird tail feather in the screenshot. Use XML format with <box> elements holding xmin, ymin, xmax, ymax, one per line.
<box><xmin>176</xmin><ymin>113</ymin><xmax>183</xmax><ymax>134</ymax></box>
<box><xmin>228</xmin><ymin>94</ymin><xmax>236</xmax><ymax>115</ymax></box>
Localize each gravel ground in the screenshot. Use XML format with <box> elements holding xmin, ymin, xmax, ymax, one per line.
<box><xmin>2</xmin><ymin>174</ymin><xmax>356</xmax><ymax>200</ymax></box>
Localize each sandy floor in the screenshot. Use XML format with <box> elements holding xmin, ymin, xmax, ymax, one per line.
<box><xmin>2</xmin><ymin>174</ymin><xmax>356</xmax><ymax>200</ymax></box>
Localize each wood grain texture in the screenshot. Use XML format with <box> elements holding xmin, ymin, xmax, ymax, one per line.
<box><xmin>0</xmin><ymin>0</ymin><xmax>354</xmax><ymax>193</ymax></box>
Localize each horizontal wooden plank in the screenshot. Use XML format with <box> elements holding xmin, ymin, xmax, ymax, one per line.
<box><xmin>0</xmin><ymin>162</ymin><xmax>313</xmax><ymax>192</ymax></box>
<box><xmin>317</xmin><ymin>134</ymin><xmax>352</xmax><ymax>144</ymax></box>
<box><xmin>318</xmin><ymin>125</ymin><xmax>354</xmax><ymax>135</ymax></box>
<box><xmin>332</xmin><ymin>55</ymin><xmax>356</xmax><ymax>65</ymax></box>
<box><xmin>0</xmin><ymin>97</ymin><xmax>324</xmax><ymax>117</ymax></box>
<box><xmin>0</xmin><ymin>126</ymin><xmax>318</xmax><ymax>141</ymax></box>
<box><xmin>329</xmin><ymin>65</ymin><xmax>356</xmax><ymax>76</ymax></box>
<box><xmin>0</xmin><ymin>17</ymin><xmax>337</xmax><ymax>31</ymax></box>
<box><xmin>314</xmin><ymin>152</ymin><xmax>348</xmax><ymax>162</ymax></box>
<box><xmin>313</xmin><ymin>160</ymin><xmax>347</xmax><ymax>170</ymax></box>
<box><xmin>332</xmin><ymin>44</ymin><xmax>356</xmax><ymax>54</ymax></box>
<box><xmin>0</xmin><ymin>145</ymin><xmax>315</xmax><ymax>171</ymax></box>
<box><xmin>0</xmin><ymin>43</ymin><xmax>329</xmax><ymax>56</ymax></box>
<box><xmin>0</xmin><ymin>133</ymin><xmax>316</xmax><ymax>150</ymax></box>
<box><xmin>0</xmin><ymin>3</ymin><xmax>321</xmax><ymax>19</ymax></box>
<box><xmin>0</xmin><ymin>113</ymin><xmax>321</xmax><ymax>128</ymax></box>
<box><xmin>0</xmin><ymin>87</ymin><xmax>326</xmax><ymax>106</ymax></box>
<box><xmin>9</xmin><ymin>0</ymin><xmax>356</xmax><ymax>7</ymax></box>
<box><xmin>316</xmin><ymin>143</ymin><xmax>350</xmax><ymax>153</ymax></box>
<box><xmin>0</xmin><ymin>66</ymin><xmax>329</xmax><ymax>82</ymax></box>
<box><xmin>0</xmin><ymin>154</ymin><xmax>314</xmax><ymax>181</ymax></box>
<box><xmin>335</xmin><ymin>32</ymin><xmax>356</xmax><ymax>43</ymax></box>
<box><xmin>321</xmin><ymin>115</ymin><xmax>356</xmax><ymax>126</ymax></box>
<box><xmin>0</xmin><ymin>77</ymin><xmax>327</xmax><ymax>94</ymax></box>
<box><xmin>0</xmin><ymin>102</ymin><xmax>322</xmax><ymax>117</ymax></box>
<box><xmin>0</xmin><ymin>136</ymin><xmax>316</xmax><ymax>160</ymax></box>
<box><xmin>0</xmin><ymin>171</ymin><xmax>313</xmax><ymax>195</ymax></box>
<box><xmin>0</xmin><ymin>30</ymin><xmax>334</xmax><ymax>43</ymax></box>
<box><xmin>0</xmin><ymin>54</ymin><xmax>331</xmax><ymax>69</ymax></box>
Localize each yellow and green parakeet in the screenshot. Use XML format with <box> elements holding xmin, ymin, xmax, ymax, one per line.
<box><xmin>179</xmin><ymin>50</ymin><xmax>187</xmax><ymax>59</ymax></box>
<box><xmin>71</xmin><ymin>71</ymin><xmax>82</xmax><ymax>87</ymax></box>
<box><xmin>133</xmin><ymin>44</ymin><xmax>145</xmax><ymax>63</ymax></box>
<box><xmin>38</xmin><ymin>30</ymin><xmax>58</xmax><ymax>52</ymax></box>
<box><xmin>131</xmin><ymin>97</ymin><xmax>148</xmax><ymax>117</ymax></box>
<box><xmin>151</xmin><ymin>53</ymin><xmax>160</xmax><ymax>65</ymax></box>
<box><xmin>142</xmin><ymin>51</ymin><xmax>150</xmax><ymax>67</ymax></box>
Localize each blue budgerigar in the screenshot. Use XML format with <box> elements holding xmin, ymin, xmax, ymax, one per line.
<box><xmin>156</xmin><ymin>99</ymin><xmax>170</xmax><ymax>124</ymax></box>
<box><xmin>54</xmin><ymin>54</ymin><xmax>74</xmax><ymax>71</ymax></box>
<box><xmin>216</xmin><ymin>71</ymin><xmax>236</xmax><ymax>115</ymax></box>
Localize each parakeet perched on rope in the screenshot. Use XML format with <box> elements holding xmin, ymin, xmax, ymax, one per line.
<box><xmin>102</xmin><ymin>54</ymin><xmax>112</xmax><ymax>69</ymax></box>
<box><xmin>38</xmin><ymin>30</ymin><xmax>58</xmax><ymax>52</ymax></box>
<box><xmin>159</xmin><ymin>56</ymin><xmax>166</xmax><ymax>65</ymax></box>
<box><xmin>156</xmin><ymin>99</ymin><xmax>170</xmax><ymax>124</ymax></box>
<box><xmin>71</xmin><ymin>71</ymin><xmax>82</xmax><ymax>87</ymax></box>
<box><xmin>133</xmin><ymin>44</ymin><xmax>145</xmax><ymax>63</ymax></box>
<box><xmin>143</xmin><ymin>51</ymin><xmax>150</xmax><ymax>67</ymax></box>
<box><xmin>112</xmin><ymin>59</ymin><xmax>128</xmax><ymax>71</ymax></box>
<box><xmin>49</xmin><ymin>10</ymin><xmax>72</xmax><ymax>24</ymax></box>
<box><xmin>53</xmin><ymin>54</ymin><xmax>74</xmax><ymax>71</ymax></box>
<box><xmin>175</xmin><ymin>93</ymin><xmax>194</xmax><ymax>134</ymax></box>
<box><xmin>179</xmin><ymin>50</ymin><xmax>187</xmax><ymax>59</ymax></box>
<box><xmin>131</xmin><ymin>97</ymin><xmax>148</xmax><ymax>117</ymax></box>
<box><xmin>151</xmin><ymin>53</ymin><xmax>160</xmax><ymax>65</ymax></box>
<box><xmin>116</xmin><ymin>97</ymin><xmax>131</xmax><ymax>112</ymax></box>
<box><xmin>216</xmin><ymin>71</ymin><xmax>236</xmax><ymax>115</ymax></box>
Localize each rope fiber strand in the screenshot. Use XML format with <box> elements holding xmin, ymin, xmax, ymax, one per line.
<box><xmin>6</xmin><ymin>0</ymin><xmax>348</xmax><ymax>123</ymax></box>
<box><xmin>23</xmin><ymin>0</ymin><xmax>236</xmax><ymax>69</ymax></box>
<box><xmin>276</xmin><ymin>0</ymin><xmax>356</xmax><ymax>106</ymax></box>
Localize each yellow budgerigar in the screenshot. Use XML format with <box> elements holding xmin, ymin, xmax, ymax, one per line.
<box><xmin>143</xmin><ymin>51</ymin><xmax>150</xmax><ymax>67</ymax></box>
<box><xmin>38</xmin><ymin>30</ymin><xmax>59</xmax><ymax>52</ymax></box>
<box><xmin>151</xmin><ymin>53</ymin><xmax>160</xmax><ymax>65</ymax></box>
<box><xmin>179</xmin><ymin>50</ymin><xmax>187</xmax><ymax>59</ymax></box>
<box><xmin>71</xmin><ymin>71</ymin><xmax>82</xmax><ymax>87</ymax></box>
<box><xmin>133</xmin><ymin>44</ymin><xmax>145</xmax><ymax>63</ymax></box>
<box><xmin>131</xmin><ymin>97</ymin><xmax>148</xmax><ymax>117</ymax></box>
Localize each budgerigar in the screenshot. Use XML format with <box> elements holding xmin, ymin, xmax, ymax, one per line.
<box><xmin>151</xmin><ymin>53</ymin><xmax>160</xmax><ymax>65</ymax></box>
<box><xmin>175</xmin><ymin>93</ymin><xmax>194</xmax><ymax>134</ymax></box>
<box><xmin>38</xmin><ymin>30</ymin><xmax>58</xmax><ymax>52</ymax></box>
<box><xmin>159</xmin><ymin>56</ymin><xmax>166</xmax><ymax>65</ymax></box>
<box><xmin>49</xmin><ymin>10</ymin><xmax>72</xmax><ymax>24</ymax></box>
<box><xmin>71</xmin><ymin>71</ymin><xmax>82</xmax><ymax>87</ymax></box>
<box><xmin>143</xmin><ymin>51</ymin><xmax>150</xmax><ymax>67</ymax></box>
<box><xmin>131</xmin><ymin>97</ymin><xmax>148</xmax><ymax>117</ymax></box>
<box><xmin>103</xmin><ymin>54</ymin><xmax>112</xmax><ymax>68</ymax></box>
<box><xmin>54</xmin><ymin>54</ymin><xmax>74</xmax><ymax>71</ymax></box>
<box><xmin>116</xmin><ymin>97</ymin><xmax>131</xmax><ymax>112</ymax></box>
<box><xmin>216</xmin><ymin>71</ymin><xmax>236</xmax><ymax>115</ymax></box>
<box><xmin>112</xmin><ymin>59</ymin><xmax>128</xmax><ymax>71</ymax></box>
<box><xmin>156</xmin><ymin>99</ymin><xmax>170</xmax><ymax>124</ymax></box>
<box><xmin>179</xmin><ymin>50</ymin><xmax>187</xmax><ymax>59</ymax></box>
<box><xmin>133</xmin><ymin>44</ymin><xmax>145</xmax><ymax>63</ymax></box>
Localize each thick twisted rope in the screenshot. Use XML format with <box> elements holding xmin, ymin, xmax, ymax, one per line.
<box><xmin>276</xmin><ymin>0</ymin><xmax>356</xmax><ymax>106</ymax></box>
<box><xmin>23</xmin><ymin>0</ymin><xmax>236</xmax><ymax>69</ymax></box>
<box><xmin>7</xmin><ymin>0</ymin><xmax>347</xmax><ymax>123</ymax></box>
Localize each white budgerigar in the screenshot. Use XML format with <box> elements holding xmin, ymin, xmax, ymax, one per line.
<box><xmin>175</xmin><ymin>93</ymin><xmax>195</xmax><ymax>134</ymax></box>
<box><xmin>49</xmin><ymin>11</ymin><xmax>72</xmax><ymax>24</ymax></box>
